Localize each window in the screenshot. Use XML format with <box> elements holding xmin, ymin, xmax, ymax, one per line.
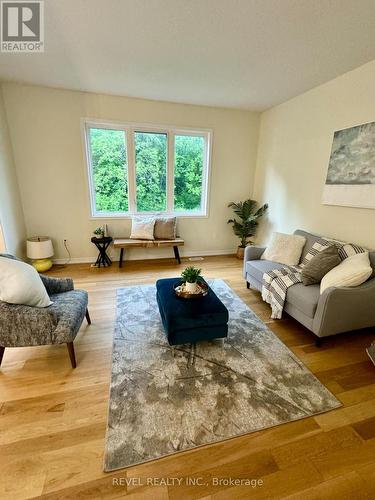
<box><xmin>88</xmin><ymin>128</ymin><xmax>128</xmax><ymax>212</ymax></box>
<box><xmin>84</xmin><ymin>121</ymin><xmax>210</xmax><ymax>217</ymax></box>
<box><xmin>135</xmin><ymin>132</ymin><xmax>167</xmax><ymax>212</ymax></box>
<box><xmin>174</xmin><ymin>135</ymin><xmax>205</xmax><ymax>212</ymax></box>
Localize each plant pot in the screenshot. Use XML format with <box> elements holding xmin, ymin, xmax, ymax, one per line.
<box><xmin>185</xmin><ymin>281</ymin><xmax>198</xmax><ymax>293</ymax></box>
<box><xmin>236</xmin><ymin>246</ymin><xmax>245</xmax><ymax>260</ymax></box>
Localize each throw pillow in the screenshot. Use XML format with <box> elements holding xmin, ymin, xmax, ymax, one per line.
<box><xmin>261</xmin><ymin>232</ymin><xmax>306</xmax><ymax>266</ymax></box>
<box><xmin>154</xmin><ymin>217</ymin><xmax>177</xmax><ymax>240</ymax></box>
<box><xmin>301</xmin><ymin>237</ymin><xmax>333</xmax><ymax>267</ymax></box>
<box><xmin>322</xmin><ymin>238</ymin><xmax>366</xmax><ymax>260</ymax></box>
<box><xmin>301</xmin><ymin>245</ymin><xmax>341</xmax><ymax>286</ymax></box>
<box><xmin>130</xmin><ymin>217</ymin><xmax>155</xmax><ymax>240</ymax></box>
<box><xmin>320</xmin><ymin>252</ymin><xmax>372</xmax><ymax>294</ymax></box>
<box><xmin>338</xmin><ymin>243</ymin><xmax>366</xmax><ymax>260</ymax></box>
<box><xmin>0</xmin><ymin>257</ymin><xmax>52</xmax><ymax>308</ymax></box>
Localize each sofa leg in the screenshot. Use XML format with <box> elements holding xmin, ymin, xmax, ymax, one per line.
<box><xmin>85</xmin><ymin>308</ymin><xmax>91</xmax><ymax>325</ymax></box>
<box><xmin>0</xmin><ymin>346</ymin><xmax>4</xmax><ymax>366</ymax></box>
<box><xmin>67</xmin><ymin>342</ymin><xmax>76</xmax><ymax>368</ymax></box>
<box><xmin>315</xmin><ymin>337</ymin><xmax>323</xmax><ymax>348</ymax></box>
<box><xmin>246</xmin><ymin>281</ymin><xmax>250</xmax><ymax>289</ymax></box>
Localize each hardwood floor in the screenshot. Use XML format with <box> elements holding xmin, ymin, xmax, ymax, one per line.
<box><xmin>1</xmin><ymin>255</ymin><xmax>374</xmax><ymax>499</ymax></box>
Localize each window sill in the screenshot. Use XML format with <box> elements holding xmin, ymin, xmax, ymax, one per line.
<box><xmin>90</xmin><ymin>212</ymin><xmax>209</xmax><ymax>220</ymax></box>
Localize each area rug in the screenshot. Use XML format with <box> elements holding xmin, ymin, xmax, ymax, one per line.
<box><xmin>104</xmin><ymin>279</ymin><xmax>340</xmax><ymax>471</ymax></box>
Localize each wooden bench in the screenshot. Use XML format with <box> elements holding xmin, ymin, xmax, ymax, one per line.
<box><xmin>113</xmin><ymin>238</ymin><xmax>184</xmax><ymax>268</ymax></box>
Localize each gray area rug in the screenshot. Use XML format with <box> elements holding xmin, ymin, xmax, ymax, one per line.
<box><xmin>104</xmin><ymin>280</ymin><xmax>340</xmax><ymax>471</ymax></box>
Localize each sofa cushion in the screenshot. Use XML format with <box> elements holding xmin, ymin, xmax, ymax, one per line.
<box><xmin>286</xmin><ymin>283</ymin><xmax>320</xmax><ymax>318</ymax></box>
<box><xmin>247</xmin><ymin>261</ymin><xmax>320</xmax><ymax>318</ymax></box>
<box><xmin>246</xmin><ymin>260</ymin><xmax>286</xmax><ymax>284</ymax></box>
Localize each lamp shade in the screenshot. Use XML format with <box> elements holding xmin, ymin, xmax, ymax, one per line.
<box><xmin>26</xmin><ymin>237</ymin><xmax>54</xmax><ymax>259</ymax></box>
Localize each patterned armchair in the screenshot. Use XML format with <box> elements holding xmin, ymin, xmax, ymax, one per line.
<box><xmin>0</xmin><ymin>254</ymin><xmax>90</xmax><ymax>368</ymax></box>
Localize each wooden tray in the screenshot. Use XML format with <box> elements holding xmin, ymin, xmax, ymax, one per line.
<box><xmin>174</xmin><ymin>281</ymin><xmax>209</xmax><ymax>299</ymax></box>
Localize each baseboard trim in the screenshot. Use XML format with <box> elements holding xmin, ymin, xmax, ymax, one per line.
<box><xmin>53</xmin><ymin>248</ymin><xmax>236</xmax><ymax>265</ymax></box>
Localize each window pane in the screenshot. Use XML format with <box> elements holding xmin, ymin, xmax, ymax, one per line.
<box><xmin>174</xmin><ymin>135</ymin><xmax>205</xmax><ymax>212</ymax></box>
<box><xmin>135</xmin><ymin>132</ymin><xmax>167</xmax><ymax>212</ymax></box>
<box><xmin>88</xmin><ymin>128</ymin><xmax>128</xmax><ymax>212</ymax></box>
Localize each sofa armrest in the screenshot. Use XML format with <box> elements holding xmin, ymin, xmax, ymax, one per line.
<box><xmin>243</xmin><ymin>246</ymin><xmax>266</xmax><ymax>279</ymax></box>
<box><xmin>0</xmin><ymin>301</ymin><xmax>57</xmax><ymax>347</ymax></box>
<box><xmin>313</xmin><ymin>278</ymin><xmax>375</xmax><ymax>337</ymax></box>
<box><xmin>40</xmin><ymin>275</ymin><xmax>74</xmax><ymax>295</ymax></box>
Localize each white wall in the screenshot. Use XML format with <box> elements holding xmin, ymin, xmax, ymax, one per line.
<box><xmin>2</xmin><ymin>83</ymin><xmax>260</xmax><ymax>262</ymax></box>
<box><xmin>0</xmin><ymin>88</ymin><xmax>26</xmax><ymax>257</ymax></box>
<box><xmin>253</xmin><ymin>59</ymin><xmax>375</xmax><ymax>248</ymax></box>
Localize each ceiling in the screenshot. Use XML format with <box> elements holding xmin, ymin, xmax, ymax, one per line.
<box><xmin>1</xmin><ymin>0</ymin><xmax>375</xmax><ymax>110</ymax></box>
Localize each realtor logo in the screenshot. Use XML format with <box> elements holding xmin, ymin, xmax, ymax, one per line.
<box><xmin>1</xmin><ymin>0</ymin><xmax>44</xmax><ymax>52</ymax></box>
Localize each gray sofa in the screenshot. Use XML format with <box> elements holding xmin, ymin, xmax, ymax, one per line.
<box><xmin>0</xmin><ymin>254</ymin><xmax>90</xmax><ymax>368</ymax></box>
<box><xmin>244</xmin><ymin>230</ymin><xmax>375</xmax><ymax>344</ymax></box>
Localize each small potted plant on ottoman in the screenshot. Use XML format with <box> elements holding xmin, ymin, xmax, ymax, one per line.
<box><xmin>181</xmin><ymin>266</ymin><xmax>203</xmax><ymax>294</ymax></box>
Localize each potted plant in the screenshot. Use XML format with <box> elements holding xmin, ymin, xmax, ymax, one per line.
<box><xmin>93</xmin><ymin>226</ymin><xmax>105</xmax><ymax>238</ymax></box>
<box><xmin>227</xmin><ymin>199</ymin><xmax>268</xmax><ymax>259</ymax></box>
<box><xmin>181</xmin><ymin>266</ymin><xmax>203</xmax><ymax>294</ymax></box>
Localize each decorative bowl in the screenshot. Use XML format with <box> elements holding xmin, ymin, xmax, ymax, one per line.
<box><xmin>174</xmin><ymin>281</ymin><xmax>209</xmax><ymax>299</ymax></box>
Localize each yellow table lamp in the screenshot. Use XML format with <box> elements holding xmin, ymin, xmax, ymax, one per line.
<box><xmin>27</xmin><ymin>237</ymin><xmax>54</xmax><ymax>272</ymax></box>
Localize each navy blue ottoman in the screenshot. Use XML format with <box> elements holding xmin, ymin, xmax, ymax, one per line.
<box><xmin>156</xmin><ymin>278</ymin><xmax>229</xmax><ymax>345</ymax></box>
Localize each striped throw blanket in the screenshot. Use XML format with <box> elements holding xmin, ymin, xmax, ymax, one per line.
<box><xmin>262</xmin><ymin>238</ymin><xmax>365</xmax><ymax>319</ymax></box>
<box><xmin>262</xmin><ymin>264</ymin><xmax>302</xmax><ymax>319</ymax></box>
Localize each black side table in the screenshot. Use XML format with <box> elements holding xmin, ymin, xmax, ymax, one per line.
<box><xmin>91</xmin><ymin>236</ymin><xmax>113</xmax><ymax>268</ymax></box>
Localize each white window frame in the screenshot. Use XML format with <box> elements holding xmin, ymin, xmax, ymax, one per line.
<box><xmin>82</xmin><ymin>118</ymin><xmax>212</xmax><ymax>219</ymax></box>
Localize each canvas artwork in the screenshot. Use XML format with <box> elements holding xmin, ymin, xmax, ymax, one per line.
<box><xmin>322</xmin><ymin>121</ymin><xmax>375</xmax><ymax>209</ymax></box>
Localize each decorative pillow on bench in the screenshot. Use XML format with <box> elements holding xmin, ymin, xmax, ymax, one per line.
<box><xmin>130</xmin><ymin>217</ymin><xmax>155</xmax><ymax>240</ymax></box>
<box><xmin>154</xmin><ymin>217</ymin><xmax>177</xmax><ymax>240</ymax></box>
<box><xmin>130</xmin><ymin>216</ymin><xmax>177</xmax><ymax>241</ymax></box>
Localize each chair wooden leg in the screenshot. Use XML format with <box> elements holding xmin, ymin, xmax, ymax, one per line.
<box><xmin>67</xmin><ymin>342</ymin><xmax>76</xmax><ymax>368</ymax></box>
<box><xmin>0</xmin><ymin>346</ymin><xmax>5</xmax><ymax>366</ymax></box>
<box><xmin>85</xmin><ymin>308</ymin><xmax>91</xmax><ymax>325</ymax></box>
